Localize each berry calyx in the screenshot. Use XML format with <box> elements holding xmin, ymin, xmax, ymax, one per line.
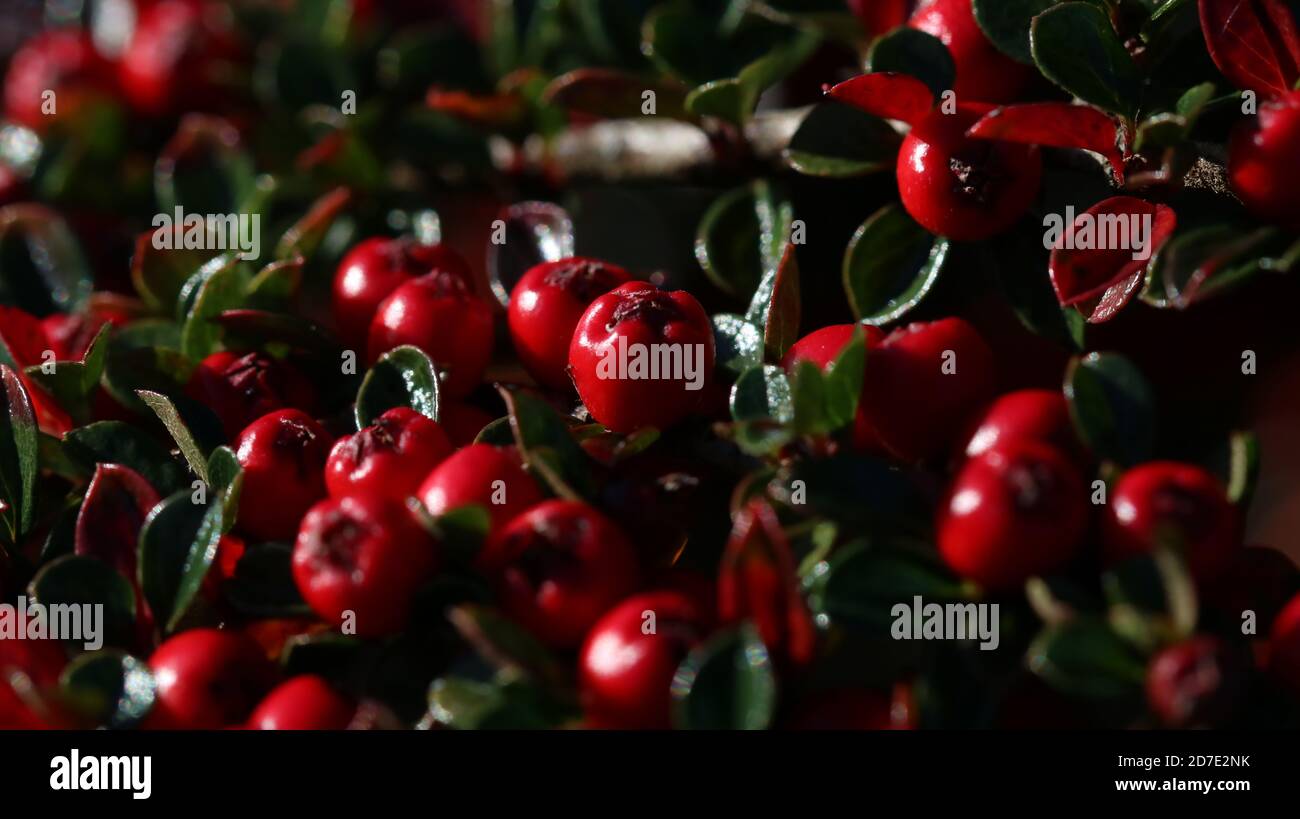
<box><xmin>908</xmin><ymin>0</ymin><xmax>1036</xmax><ymax>104</ymax></box>
<box><xmin>146</xmin><ymin>628</ymin><xmax>275</xmax><ymax>729</ymax></box>
<box><xmin>1229</xmin><ymin>90</ymin><xmax>1300</xmax><ymax>230</ymax></box>
<box><xmin>508</xmin><ymin>257</ymin><xmax>632</xmax><ymax>390</ymax></box>
<box><xmin>234</xmin><ymin>409</ymin><xmax>331</xmax><ymax>543</ymax></box>
<box><xmin>417</xmin><ymin>443</ymin><xmax>544</xmax><ymax>532</ymax></box>
<box><xmin>247</xmin><ymin>675</ymin><xmax>356</xmax><ymax>730</ymax></box>
<box><xmin>325</xmin><ymin>407</ymin><xmax>453</xmax><ymax>501</ymax></box>
<box><xmin>186</xmin><ymin>350</ymin><xmax>316</xmax><ymax>439</ymax></box>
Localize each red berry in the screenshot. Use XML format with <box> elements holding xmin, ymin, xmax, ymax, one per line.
<box><xmin>186</xmin><ymin>351</ymin><xmax>316</xmax><ymax>439</ymax></box>
<box><xmin>325</xmin><ymin>407</ymin><xmax>452</xmax><ymax>501</ymax></box>
<box><xmin>247</xmin><ymin>675</ymin><xmax>355</xmax><ymax>730</ymax></box>
<box><xmin>146</xmin><ymin>628</ymin><xmax>275</xmax><ymax>729</ymax></box>
<box><xmin>959</xmin><ymin>388</ymin><xmax>1079</xmax><ymax>462</ymax></box>
<box><xmin>234</xmin><ymin>409</ymin><xmax>331</xmax><ymax>543</ymax></box>
<box><xmin>1269</xmin><ymin>593</ymin><xmax>1300</xmax><ymax>694</ymax></box>
<box><xmin>367</xmin><ymin>271</ymin><xmax>494</xmax><ymax>399</ymax></box>
<box><xmin>782</xmin><ymin>324</ymin><xmax>886</xmax><ymax>451</ymax></box>
<box><xmin>569</xmin><ymin>282</ymin><xmax>716</xmax><ymax>433</ymax></box>
<box><xmin>786</xmin><ymin>687</ymin><xmax>913</xmax><ymax>730</ymax></box>
<box><xmin>294</xmin><ymin>493</ymin><xmax>437</xmax><ymax>637</ymax></box>
<box><xmin>861</xmin><ymin>317</ymin><xmax>996</xmax><ymax>463</ymax></box>
<box><xmin>1103</xmin><ymin>462</ymin><xmax>1239</xmax><ymax>581</ymax></box>
<box><xmin>579</xmin><ymin>591</ymin><xmax>710</xmax><ymax>729</ymax></box>
<box><xmin>509</xmin><ymin>258</ymin><xmax>633</xmax><ymax>390</ymax></box>
<box><xmin>937</xmin><ymin>441</ymin><xmax>1087</xmax><ymax>590</ymax></box>
<box><xmin>486</xmin><ymin>500</ymin><xmax>640</xmax><ymax>648</ymax></box>
<box><xmin>909</xmin><ymin>0</ymin><xmax>1035</xmax><ymax>104</ymax></box>
<box><xmin>1145</xmin><ymin>636</ymin><xmax>1243</xmax><ymax>727</ymax></box>
<box><xmin>1229</xmin><ymin>90</ymin><xmax>1300</xmax><ymax>230</ymax></box>
<box><xmin>438</xmin><ymin>402</ymin><xmax>496</xmax><ymax>447</ymax></box>
<box><xmin>119</xmin><ymin>0</ymin><xmax>241</xmax><ymax>116</ymax></box>
<box><xmin>417</xmin><ymin>443</ymin><xmax>543</xmax><ymax>532</ymax></box>
<box><xmin>3</xmin><ymin>30</ymin><xmax>114</xmax><ymax>132</ymax></box>
<box><xmin>333</xmin><ymin>237</ymin><xmax>473</xmax><ymax>351</ymax></box>
<box><xmin>897</xmin><ymin>104</ymin><xmax>1042</xmax><ymax>241</ymax></box>
<box><xmin>1204</xmin><ymin>546</ymin><xmax>1300</xmax><ymax>626</ymax></box>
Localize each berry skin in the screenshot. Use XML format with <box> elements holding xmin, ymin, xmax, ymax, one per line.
<box><xmin>937</xmin><ymin>441</ymin><xmax>1087</xmax><ymax>590</ymax></box>
<box><xmin>861</xmin><ymin>317</ymin><xmax>996</xmax><ymax>463</ymax></box>
<box><xmin>3</xmin><ymin>30</ymin><xmax>114</xmax><ymax>132</ymax></box>
<box><xmin>1229</xmin><ymin>90</ymin><xmax>1300</xmax><ymax>230</ymax></box>
<box><xmin>569</xmin><ymin>282</ymin><xmax>716</xmax><ymax>433</ymax></box>
<box><xmin>579</xmin><ymin>590</ymin><xmax>710</xmax><ymax>729</ymax></box>
<box><xmin>959</xmin><ymin>388</ymin><xmax>1079</xmax><ymax>462</ymax></box>
<box><xmin>234</xmin><ymin>409</ymin><xmax>332</xmax><ymax>543</ymax></box>
<box><xmin>486</xmin><ymin>500</ymin><xmax>640</xmax><ymax>648</ymax></box>
<box><xmin>247</xmin><ymin>675</ymin><xmax>355</xmax><ymax>730</ymax></box>
<box><xmin>185</xmin><ymin>351</ymin><xmax>316</xmax><ymax>439</ymax></box>
<box><xmin>367</xmin><ymin>271</ymin><xmax>494</xmax><ymax>399</ymax></box>
<box><xmin>897</xmin><ymin>104</ymin><xmax>1042</xmax><ymax>241</ymax></box>
<box><xmin>438</xmin><ymin>402</ymin><xmax>496</xmax><ymax>447</ymax></box>
<box><xmin>1145</xmin><ymin>636</ymin><xmax>1243</xmax><ymax>727</ymax></box>
<box><xmin>119</xmin><ymin>0</ymin><xmax>241</xmax><ymax>116</ymax></box>
<box><xmin>909</xmin><ymin>0</ymin><xmax>1035</xmax><ymax>104</ymax></box>
<box><xmin>417</xmin><ymin>444</ymin><xmax>543</xmax><ymax>532</ymax></box>
<box><xmin>333</xmin><ymin>236</ymin><xmax>473</xmax><ymax>351</ymax></box>
<box><xmin>1103</xmin><ymin>462</ymin><xmax>1239</xmax><ymax>581</ymax></box>
<box><xmin>325</xmin><ymin>407</ymin><xmax>453</xmax><ymax>501</ymax></box>
<box><xmin>146</xmin><ymin>629</ymin><xmax>275</xmax><ymax>729</ymax></box>
<box><xmin>508</xmin><ymin>258</ymin><xmax>633</xmax><ymax>390</ymax></box>
<box><xmin>1269</xmin><ymin>594</ymin><xmax>1300</xmax><ymax>695</ymax></box>
<box><xmin>782</xmin><ymin>324</ymin><xmax>886</xmax><ymax>452</ymax></box>
<box><xmin>293</xmin><ymin>494</ymin><xmax>437</xmax><ymax>637</ymax></box>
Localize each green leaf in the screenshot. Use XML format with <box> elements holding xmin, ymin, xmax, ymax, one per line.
<box><xmin>0</xmin><ymin>204</ymin><xmax>93</xmax><ymax>314</ymax></box>
<box><xmin>993</xmin><ymin>230</ymin><xmax>1086</xmax><ymax>350</ymax></box>
<box><xmin>972</xmin><ymin>0</ymin><xmax>1058</xmax><ymax>64</ymax></box>
<box><xmin>843</xmin><ymin>204</ymin><xmax>949</xmax><ymax>325</ymax></box>
<box><xmin>1102</xmin><ymin>548</ymin><xmax>1197</xmax><ymax>652</ymax></box>
<box><xmin>130</xmin><ymin>232</ymin><xmax>216</xmax><ymax>313</ymax></box>
<box><xmin>355</xmin><ymin>345</ymin><xmax>441</xmax><ymax>429</ymax></box>
<box><xmin>1063</xmin><ymin>352</ymin><xmax>1155</xmax><ymax>466</ymax></box>
<box><xmin>1027</xmin><ymin>617</ymin><xmax>1148</xmax><ymax>699</ymax></box>
<box><xmin>63</xmin><ymin>421</ymin><xmax>188</xmax><ymax>495</ymax></box>
<box><xmin>137</xmin><ymin>390</ymin><xmax>211</xmax><ymax>484</ymax></box>
<box><xmin>138</xmin><ymin>490</ymin><xmax>225</xmax><ymax>633</ymax></box>
<box><xmin>423</xmin><ymin>505</ymin><xmax>491</xmax><ymax>567</ymax></box>
<box><xmin>0</xmin><ymin>365</ymin><xmax>38</xmax><ymax>543</ymax></box>
<box><xmin>22</xmin><ymin>323</ymin><xmax>110</xmax><ymax>423</ymax></box>
<box><xmin>672</xmin><ymin>623</ymin><xmax>776</xmax><ymax>730</ymax></box>
<box><xmin>28</xmin><ymin>555</ymin><xmax>137</xmax><ymax>649</ymax></box>
<box><xmin>730</xmin><ymin>365</ymin><xmax>793</xmax><ymax>423</ymax></box>
<box><xmin>804</xmin><ymin>540</ymin><xmax>964</xmax><ymax>632</ymax></box>
<box><xmin>711</xmin><ymin>313</ymin><xmax>764</xmax><ymax>378</ymax></box>
<box><xmin>427</xmin><ymin>676</ymin><xmax>576</xmax><ymax>730</ymax></box>
<box><xmin>790</xmin><ymin>360</ymin><xmax>829</xmax><ymax>436</ymax></box>
<box><xmin>1142</xmin><ymin>226</ymin><xmax>1283</xmax><ymax>309</ymax></box>
<box><xmin>207</xmin><ymin>445</ymin><xmax>243</xmax><ymax>532</ymax></box>
<box><xmin>447</xmin><ymin>604</ymin><xmax>567</xmax><ymax>687</ymax></box>
<box><xmin>59</xmin><ymin>651</ymin><xmax>155</xmax><ymax>729</ymax></box>
<box><xmin>686</xmin><ymin>29</ymin><xmax>821</xmax><ymax>126</ymax></box>
<box><xmin>1030</xmin><ymin>2</ymin><xmax>1141</xmax><ymax>118</ymax></box>
<box><xmin>783</xmin><ymin>454</ymin><xmax>927</xmax><ymax>533</ymax></box>
<box><xmin>179</xmin><ymin>253</ymin><xmax>249</xmax><ymax>361</ymax></box>
<box><xmin>867</xmin><ymin>28</ymin><xmax>955</xmax><ymax>98</ymax></box>
<box><xmin>223</xmin><ymin>541</ymin><xmax>310</xmax><ymax>618</ymax></box>
<box><xmin>783</xmin><ymin>101</ymin><xmax>901</xmax><ymax>178</ymax></box>
<box><xmin>822</xmin><ymin>327</ymin><xmax>866</xmax><ymax>430</ymax></box>
<box><xmin>499</xmin><ymin>387</ymin><xmax>593</xmax><ymax>499</ymax></box>
<box><xmin>276</xmin><ymin>186</ymin><xmax>351</xmax><ymax>261</ymax></box>
<box><xmin>155</xmin><ymin>116</ymin><xmax>258</xmax><ymax>215</ymax></box>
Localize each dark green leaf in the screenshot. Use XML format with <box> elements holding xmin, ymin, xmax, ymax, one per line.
<box><xmin>138</xmin><ymin>490</ymin><xmax>225</xmax><ymax>633</ymax></box>
<box><xmin>447</xmin><ymin>604</ymin><xmax>567</xmax><ymax>687</ymax></box>
<box><xmin>355</xmin><ymin>345</ymin><xmax>441</xmax><ymax>430</ymax></box>
<box><xmin>179</xmin><ymin>253</ymin><xmax>249</xmax><ymax>360</ymax></box>
<box><xmin>28</xmin><ymin>555</ymin><xmax>136</xmax><ymax>650</ymax></box>
<box><xmin>867</xmin><ymin>28</ymin><xmax>955</xmax><ymax>98</ymax></box>
<box><xmin>783</xmin><ymin>101</ymin><xmax>901</xmax><ymax>178</ymax></box>
<box><xmin>672</xmin><ymin>623</ymin><xmax>776</xmax><ymax>730</ymax></box>
<box><xmin>63</xmin><ymin>421</ymin><xmax>187</xmax><ymax>495</ymax></box>
<box><xmin>711</xmin><ymin>313</ymin><xmax>764</xmax><ymax>378</ymax></box>
<box><xmin>22</xmin><ymin>323</ymin><xmax>110</xmax><ymax>423</ymax></box>
<box><xmin>804</xmin><ymin>540</ymin><xmax>965</xmax><ymax>633</ymax></box>
<box><xmin>822</xmin><ymin>326</ymin><xmax>866</xmax><ymax>430</ymax></box>
<box><xmin>1030</xmin><ymin>2</ymin><xmax>1141</xmax><ymax>117</ymax></box>
<box><xmin>972</xmin><ymin>0</ymin><xmax>1058</xmax><ymax>64</ymax></box>
<box><xmin>730</xmin><ymin>365</ymin><xmax>793</xmax><ymax>422</ymax></box>
<box><xmin>59</xmin><ymin>650</ymin><xmax>155</xmax><ymax>729</ymax></box>
<box><xmin>686</xmin><ymin>30</ymin><xmax>820</xmax><ymax>126</ymax></box>
<box><xmin>207</xmin><ymin>445</ymin><xmax>243</xmax><ymax>531</ymax></box>
<box><xmin>137</xmin><ymin>390</ymin><xmax>210</xmax><ymax>484</ymax></box>
<box><xmin>1063</xmin><ymin>352</ymin><xmax>1155</xmax><ymax>466</ymax></box>
<box><xmin>1027</xmin><ymin>617</ymin><xmax>1148</xmax><ymax>699</ymax></box>
<box><xmin>0</xmin><ymin>204</ymin><xmax>93</xmax><ymax>314</ymax></box>
<box><xmin>0</xmin><ymin>365</ymin><xmax>38</xmax><ymax>542</ymax></box>
<box><xmin>499</xmin><ymin>387</ymin><xmax>593</xmax><ymax>499</ymax></box>
<box><xmin>843</xmin><ymin>204</ymin><xmax>948</xmax><ymax>325</ymax></box>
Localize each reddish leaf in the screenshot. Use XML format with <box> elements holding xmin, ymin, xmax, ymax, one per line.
<box><xmin>426</xmin><ymin>87</ymin><xmax>526</xmax><ymax>127</ymax></box>
<box><xmin>1199</xmin><ymin>0</ymin><xmax>1300</xmax><ymax>98</ymax></box>
<box><xmin>825</xmin><ymin>72</ymin><xmax>935</xmax><ymax>125</ymax></box>
<box><xmin>848</xmin><ymin>0</ymin><xmax>911</xmax><ymax>38</ymax></box>
<box><xmin>1049</xmin><ymin>196</ymin><xmax>1177</xmax><ymax>321</ymax></box>
<box><xmin>0</xmin><ymin>306</ymin><xmax>73</xmax><ymax>435</ymax></box>
<box><xmin>74</xmin><ymin>464</ymin><xmax>160</xmax><ymax>582</ymax></box>
<box><xmin>967</xmin><ymin>103</ymin><xmax>1125</xmax><ymax>182</ymax></box>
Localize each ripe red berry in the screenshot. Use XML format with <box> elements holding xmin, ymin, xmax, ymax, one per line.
<box><xmin>438</xmin><ymin>402</ymin><xmax>496</xmax><ymax>447</ymax></box>
<box><xmin>1103</xmin><ymin>462</ymin><xmax>1239</xmax><ymax>581</ymax></box>
<box><xmin>937</xmin><ymin>440</ymin><xmax>1087</xmax><ymax>590</ymax></box>
<box><xmin>486</xmin><ymin>500</ymin><xmax>640</xmax><ymax>648</ymax></box>
<box><xmin>333</xmin><ymin>236</ymin><xmax>473</xmax><ymax>350</ymax></box>
<box><xmin>119</xmin><ymin>0</ymin><xmax>241</xmax><ymax>116</ymax></box>
<box><xmin>579</xmin><ymin>590</ymin><xmax>710</xmax><ymax>729</ymax></box>
<box><xmin>325</xmin><ymin>407</ymin><xmax>452</xmax><ymax>501</ymax></box>
<box><xmin>783</xmin><ymin>324</ymin><xmax>886</xmax><ymax>451</ymax></box>
<box><xmin>294</xmin><ymin>494</ymin><xmax>437</xmax><ymax>637</ymax></box>
<box><xmin>234</xmin><ymin>409</ymin><xmax>331</xmax><ymax>543</ymax></box>
<box><xmin>897</xmin><ymin>104</ymin><xmax>1042</xmax><ymax>241</ymax></box>
<box><xmin>569</xmin><ymin>282</ymin><xmax>716</xmax><ymax>433</ymax></box>
<box><xmin>186</xmin><ymin>350</ymin><xmax>316</xmax><ymax>439</ymax></box>
<box><xmin>247</xmin><ymin>675</ymin><xmax>355</xmax><ymax>730</ymax></box>
<box><xmin>508</xmin><ymin>258</ymin><xmax>632</xmax><ymax>390</ymax></box>
<box><xmin>1145</xmin><ymin>636</ymin><xmax>1243</xmax><ymax>727</ymax></box>
<box><xmin>417</xmin><ymin>443</ymin><xmax>543</xmax><ymax>531</ymax></box>
<box><xmin>909</xmin><ymin>0</ymin><xmax>1035</xmax><ymax>104</ymax></box>
<box><xmin>3</xmin><ymin>30</ymin><xmax>113</xmax><ymax>132</ymax></box>
<box><xmin>1228</xmin><ymin>90</ymin><xmax>1300</xmax><ymax>230</ymax></box>
<box><xmin>959</xmin><ymin>388</ymin><xmax>1079</xmax><ymax>462</ymax></box>
<box><xmin>368</xmin><ymin>271</ymin><xmax>494</xmax><ymax>399</ymax></box>
<box><xmin>1269</xmin><ymin>593</ymin><xmax>1300</xmax><ymax>694</ymax></box>
<box><xmin>146</xmin><ymin>628</ymin><xmax>275</xmax><ymax>729</ymax></box>
<box><xmin>861</xmin><ymin>317</ymin><xmax>996</xmax><ymax>463</ymax></box>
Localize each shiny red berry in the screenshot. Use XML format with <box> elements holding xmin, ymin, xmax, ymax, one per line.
<box><xmin>937</xmin><ymin>440</ymin><xmax>1087</xmax><ymax>590</ymax></box>
<box><xmin>293</xmin><ymin>494</ymin><xmax>437</xmax><ymax>637</ymax></box>
<box><xmin>368</xmin><ymin>271</ymin><xmax>494</xmax><ymax>399</ymax></box>
<box><xmin>1103</xmin><ymin>462</ymin><xmax>1239</xmax><ymax>581</ymax></box>
<box><xmin>333</xmin><ymin>236</ymin><xmax>473</xmax><ymax>350</ymax></box>
<box><xmin>897</xmin><ymin>104</ymin><xmax>1042</xmax><ymax>241</ymax></box>
<box><xmin>119</xmin><ymin>0</ymin><xmax>241</xmax><ymax>116</ymax></box>
<box><xmin>3</xmin><ymin>30</ymin><xmax>114</xmax><ymax>131</ymax></box>
<box><xmin>569</xmin><ymin>281</ymin><xmax>715</xmax><ymax>433</ymax></box>
<box><xmin>1145</xmin><ymin>636</ymin><xmax>1243</xmax><ymax>727</ymax></box>
<box><xmin>1229</xmin><ymin>90</ymin><xmax>1300</xmax><ymax>230</ymax></box>
<box><xmin>1269</xmin><ymin>593</ymin><xmax>1300</xmax><ymax>695</ymax></box>
<box><xmin>782</xmin><ymin>324</ymin><xmax>886</xmax><ymax>451</ymax></box>
<box><xmin>234</xmin><ymin>409</ymin><xmax>331</xmax><ymax>543</ymax></box>
<box><xmin>146</xmin><ymin>628</ymin><xmax>275</xmax><ymax>729</ymax></box>
<box><xmin>959</xmin><ymin>388</ymin><xmax>1079</xmax><ymax>462</ymax></box>
<box><xmin>579</xmin><ymin>590</ymin><xmax>711</xmax><ymax>729</ymax></box>
<box><xmin>325</xmin><ymin>407</ymin><xmax>452</xmax><ymax>501</ymax></box>
<box><xmin>417</xmin><ymin>443</ymin><xmax>543</xmax><ymax>532</ymax></box>
<box><xmin>861</xmin><ymin>317</ymin><xmax>996</xmax><ymax>463</ymax></box>
<box><xmin>186</xmin><ymin>350</ymin><xmax>316</xmax><ymax>439</ymax></box>
<box><xmin>247</xmin><ymin>674</ymin><xmax>355</xmax><ymax>730</ymax></box>
<box><xmin>909</xmin><ymin>0</ymin><xmax>1035</xmax><ymax>104</ymax></box>
<box><xmin>486</xmin><ymin>500</ymin><xmax>640</xmax><ymax>648</ymax></box>
<box><xmin>509</xmin><ymin>258</ymin><xmax>633</xmax><ymax>390</ymax></box>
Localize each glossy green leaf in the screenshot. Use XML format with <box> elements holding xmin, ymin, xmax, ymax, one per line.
<box><xmin>1027</xmin><ymin>617</ymin><xmax>1148</xmax><ymax>699</ymax></box>
<box><xmin>972</xmin><ymin>0</ymin><xmax>1058</xmax><ymax>64</ymax></box>
<box><xmin>1030</xmin><ymin>3</ymin><xmax>1141</xmax><ymax>117</ymax></box>
<box><xmin>138</xmin><ymin>490</ymin><xmax>225</xmax><ymax>633</ymax></box>
<box><xmin>59</xmin><ymin>651</ymin><xmax>155</xmax><ymax>729</ymax></box>
<box><xmin>672</xmin><ymin>623</ymin><xmax>776</xmax><ymax>730</ymax></box>
<box><xmin>843</xmin><ymin>204</ymin><xmax>949</xmax><ymax>325</ymax></box>
<box><xmin>730</xmin><ymin>364</ymin><xmax>793</xmax><ymax>423</ymax></box>
<box><xmin>1063</xmin><ymin>352</ymin><xmax>1155</xmax><ymax>466</ymax></box>
<box><xmin>0</xmin><ymin>365</ymin><xmax>38</xmax><ymax>542</ymax></box>
<box><xmin>137</xmin><ymin>390</ymin><xmax>210</xmax><ymax>485</ymax></box>
<box><xmin>22</xmin><ymin>323</ymin><xmax>110</xmax><ymax>423</ymax></box>
<box><xmin>804</xmin><ymin>540</ymin><xmax>964</xmax><ymax>632</ymax></box>
<box><xmin>355</xmin><ymin>345</ymin><xmax>440</xmax><ymax>429</ymax></box>
<box><xmin>867</xmin><ymin>28</ymin><xmax>955</xmax><ymax>97</ymax></box>
<box><xmin>63</xmin><ymin>421</ymin><xmax>188</xmax><ymax>496</ymax></box>
<box><xmin>783</xmin><ymin>102</ymin><xmax>901</xmax><ymax>178</ymax></box>
<box><xmin>28</xmin><ymin>554</ymin><xmax>137</xmax><ymax>649</ymax></box>
<box><xmin>499</xmin><ymin>387</ymin><xmax>593</xmax><ymax>499</ymax></box>
<box><xmin>711</xmin><ymin>313</ymin><xmax>764</xmax><ymax>378</ymax></box>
